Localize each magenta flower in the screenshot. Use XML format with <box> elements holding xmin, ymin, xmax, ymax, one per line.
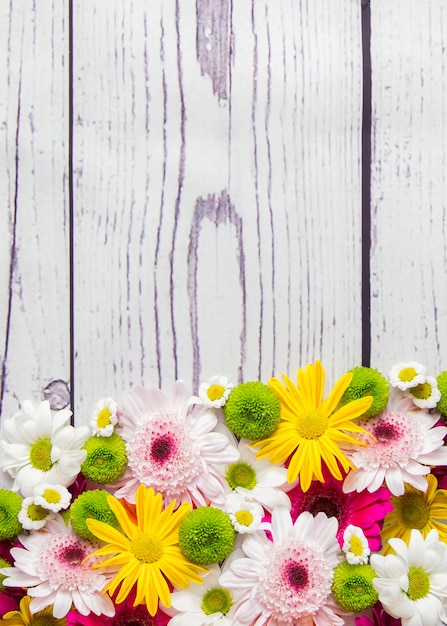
<box><xmin>0</xmin><ymin>593</ymin><xmax>19</xmax><ymax>618</ymax></box>
<box><xmin>355</xmin><ymin>602</ymin><xmax>401</xmax><ymax>625</ymax></box>
<box><xmin>286</xmin><ymin>466</ymin><xmax>392</xmax><ymax>551</ymax></box>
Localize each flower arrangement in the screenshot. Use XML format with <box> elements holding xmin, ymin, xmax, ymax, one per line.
<box><xmin>1</xmin><ymin>361</ymin><xmax>447</xmax><ymax>625</ymax></box>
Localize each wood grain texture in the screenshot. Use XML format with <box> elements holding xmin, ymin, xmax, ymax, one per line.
<box><xmin>72</xmin><ymin>0</ymin><xmax>364</xmax><ymax>422</ymax></box>
<box><xmin>0</xmin><ymin>2</ymin><xmax>70</xmax><ymax>429</ymax></box>
<box><xmin>370</xmin><ymin>1</ymin><xmax>447</xmax><ymax>376</ymax></box>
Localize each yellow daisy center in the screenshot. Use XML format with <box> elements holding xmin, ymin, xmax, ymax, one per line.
<box><xmin>407</xmin><ymin>566</ymin><xmax>430</xmax><ymax>601</ymax></box>
<box><xmin>398</xmin><ymin>367</ymin><xmax>417</xmax><ymax>382</ymax></box>
<box><xmin>411</xmin><ymin>383</ymin><xmax>432</xmax><ymax>400</ymax></box>
<box><xmin>42</xmin><ymin>488</ymin><xmax>62</xmax><ymax>504</ymax></box>
<box><xmin>296</xmin><ymin>409</ymin><xmax>327</xmax><ymax>439</ymax></box>
<box><xmin>132</xmin><ymin>532</ymin><xmax>163</xmax><ymax>563</ymax></box>
<box><xmin>97</xmin><ymin>407</ymin><xmax>112</xmax><ymax>428</ymax></box>
<box><xmin>28</xmin><ymin>503</ymin><xmax>49</xmax><ymax>522</ymax></box>
<box><xmin>394</xmin><ymin>492</ymin><xmax>431</xmax><ymax>529</ymax></box>
<box><xmin>235</xmin><ymin>510</ymin><xmax>254</xmax><ymax>526</ymax></box>
<box><xmin>207</xmin><ymin>385</ymin><xmax>225</xmax><ymax>401</ymax></box>
<box><xmin>349</xmin><ymin>535</ymin><xmax>364</xmax><ymax>556</ymax></box>
<box><xmin>29</xmin><ymin>438</ymin><xmax>53</xmax><ymax>472</ymax></box>
<box><xmin>201</xmin><ymin>587</ymin><xmax>233</xmax><ymax>615</ymax></box>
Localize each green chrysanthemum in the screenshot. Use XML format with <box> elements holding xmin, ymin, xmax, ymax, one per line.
<box><xmin>332</xmin><ymin>561</ymin><xmax>378</xmax><ymax>612</ymax></box>
<box><xmin>340</xmin><ymin>366</ymin><xmax>389</xmax><ymax>419</ymax></box>
<box><xmin>201</xmin><ymin>587</ymin><xmax>233</xmax><ymax>616</ymax></box>
<box><xmin>81</xmin><ymin>432</ymin><xmax>127</xmax><ymax>484</ymax></box>
<box><xmin>70</xmin><ymin>489</ymin><xmax>120</xmax><ymax>542</ymax></box>
<box><xmin>223</xmin><ymin>382</ymin><xmax>281</xmax><ymax>440</ymax></box>
<box><xmin>436</xmin><ymin>371</ymin><xmax>447</xmax><ymax>417</ymax></box>
<box><xmin>179</xmin><ymin>506</ymin><xmax>236</xmax><ymax>565</ymax></box>
<box><xmin>0</xmin><ymin>490</ymin><xmax>22</xmax><ymax>540</ymax></box>
<box><xmin>0</xmin><ymin>557</ymin><xmax>12</xmax><ymax>591</ymax></box>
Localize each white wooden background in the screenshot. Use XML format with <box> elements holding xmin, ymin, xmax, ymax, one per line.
<box><xmin>1</xmin><ymin>1</ymin><xmax>446</xmax><ymax>429</ymax></box>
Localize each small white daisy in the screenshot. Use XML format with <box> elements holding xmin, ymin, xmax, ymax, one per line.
<box><xmin>0</xmin><ymin>400</ymin><xmax>90</xmax><ymax>497</ymax></box>
<box><xmin>404</xmin><ymin>375</ymin><xmax>442</xmax><ymax>409</ymax></box>
<box><xmin>33</xmin><ymin>483</ymin><xmax>72</xmax><ymax>512</ymax></box>
<box><xmin>225</xmin><ymin>492</ymin><xmax>266</xmax><ymax>534</ymax></box>
<box><xmin>342</xmin><ymin>525</ymin><xmax>370</xmax><ymax>565</ymax></box>
<box><xmin>198</xmin><ymin>376</ymin><xmax>234</xmax><ymax>409</ymax></box>
<box><xmin>90</xmin><ymin>397</ymin><xmax>118</xmax><ymax>437</ymax></box>
<box><xmin>18</xmin><ymin>497</ymin><xmax>55</xmax><ymax>530</ymax></box>
<box><xmin>0</xmin><ymin>514</ymin><xmax>115</xmax><ymax>618</ymax></box>
<box><xmin>371</xmin><ymin>528</ymin><xmax>447</xmax><ymax>626</ymax></box>
<box><xmin>343</xmin><ymin>395</ymin><xmax>447</xmax><ymax>496</ymax></box>
<box><xmin>389</xmin><ymin>362</ymin><xmax>426</xmax><ymax>391</ymax></box>
<box><xmin>220</xmin><ymin>508</ymin><xmax>344</xmax><ymax>625</ymax></box>
<box><xmin>218</xmin><ymin>439</ymin><xmax>291</xmax><ymax>512</ymax></box>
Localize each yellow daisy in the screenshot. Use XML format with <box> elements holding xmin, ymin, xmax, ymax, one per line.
<box><xmin>86</xmin><ymin>484</ymin><xmax>207</xmax><ymax>616</ymax></box>
<box><xmin>253</xmin><ymin>361</ymin><xmax>373</xmax><ymax>491</ymax></box>
<box><xmin>381</xmin><ymin>474</ymin><xmax>447</xmax><ymax>554</ymax></box>
<box><xmin>0</xmin><ymin>596</ymin><xmax>64</xmax><ymax>625</ymax></box>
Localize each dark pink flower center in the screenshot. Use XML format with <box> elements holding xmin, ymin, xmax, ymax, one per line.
<box><xmin>373</xmin><ymin>423</ymin><xmax>397</xmax><ymax>443</ymax></box>
<box><xmin>150</xmin><ymin>434</ymin><xmax>175</xmax><ymax>464</ymax></box>
<box><xmin>60</xmin><ymin>545</ymin><xmax>86</xmax><ymax>566</ymax></box>
<box><xmin>285</xmin><ymin>562</ymin><xmax>308</xmax><ymax>591</ymax></box>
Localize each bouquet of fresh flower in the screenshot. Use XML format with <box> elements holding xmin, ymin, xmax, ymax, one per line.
<box><xmin>1</xmin><ymin>360</ymin><xmax>447</xmax><ymax>626</ymax></box>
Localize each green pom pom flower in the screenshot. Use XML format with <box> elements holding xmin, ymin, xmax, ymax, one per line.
<box><xmin>437</xmin><ymin>371</ymin><xmax>447</xmax><ymax>417</ymax></box>
<box><xmin>179</xmin><ymin>506</ymin><xmax>236</xmax><ymax>565</ymax></box>
<box><xmin>223</xmin><ymin>382</ymin><xmax>281</xmax><ymax>440</ymax></box>
<box><xmin>332</xmin><ymin>561</ymin><xmax>378</xmax><ymax>612</ymax></box>
<box><xmin>340</xmin><ymin>366</ymin><xmax>389</xmax><ymax>419</ymax></box>
<box><xmin>70</xmin><ymin>489</ymin><xmax>119</xmax><ymax>542</ymax></box>
<box><xmin>0</xmin><ymin>489</ymin><xmax>22</xmax><ymax>540</ymax></box>
<box><xmin>81</xmin><ymin>432</ymin><xmax>127</xmax><ymax>484</ymax></box>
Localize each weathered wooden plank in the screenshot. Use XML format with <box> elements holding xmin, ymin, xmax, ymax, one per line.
<box><xmin>370</xmin><ymin>1</ymin><xmax>447</xmax><ymax>375</ymax></box>
<box><xmin>0</xmin><ymin>2</ymin><xmax>70</xmax><ymax>429</ymax></box>
<box><xmin>72</xmin><ymin>0</ymin><xmax>364</xmax><ymax>422</ymax></box>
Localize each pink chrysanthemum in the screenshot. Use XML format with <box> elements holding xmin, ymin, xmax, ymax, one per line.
<box><xmin>0</xmin><ymin>515</ymin><xmax>115</xmax><ymax>619</ymax></box>
<box><xmin>286</xmin><ymin>466</ymin><xmax>392</xmax><ymax>551</ymax></box>
<box><xmin>112</xmin><ymin>381</ymin><xmax>239</xmax><ymax>507</ymax></box>
<box><xmin>220</xmin><ymin>508</ymin><xmax>344</xmax><ymax>625</ymax></box>
<box><xmin>343</xmin><ymin>395</ymin><xmax>447</xmax><ymax>496</ymax></box>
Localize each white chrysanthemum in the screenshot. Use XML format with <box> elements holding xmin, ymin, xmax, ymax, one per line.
<box><xmin>371</xmin><ymin>529</ymin><xmax>447</xmax><ymax>626</ymax></box>
<box><xmin>225</xmin><ymin>492</ymin><xmax>266</xmax><ymax>534</ymax></box>
<box><xmin>404</xmin><ymin>375</ymin><xmax>442</xmax><ymax>409</ymax></box>
<box><xmin>343</xmin><ymin>395</ymin><xmax>447</xmax><ymax>496</ymax></box>
<box><xmin>198</xmin><ymin>376</ymin><xmax>234</xmax><ymax>409</ymax></box>
<box><xmin>18</xmin><ymin>497</ymin><xmax>55</xmax><ymax>531</ymax></box>
<box><xmin>0</xmin><ymin>400</ymin><xmax>90</xmax><ymax>497</ymax></box>
<box><xmin>112</xmin><ymin>381</ymin><xmax>239</xmax><ymax>507</ymax></box>
<box><xmin>90</xmin><ymin>397</ymin><xmax>118</xmax><ymax>437</ymax></box>
<box><xmin>220</xmin><ymin>508</ymin><xmax>343</xmax><ymax>625</ymax></box>
<box><xmin>0</xmin><ymin>514</ymin><xmax>115</xmax><ymax>619</ymax></box>
<box><xmin>34</xmin><ymin>483</ymin><xmax>71</xmax><ymax>512</ymax></box>
<box><xmin>166</xmin><ymin>554</ymin><xmax>244</xmax><ymax>626</ymax></box>
<box><xmin>217</xmin><ymin>439</ymin><xmax>291</xmax><ymax>512</ymax></box>
<box><xmin>389</xmin><ymin>362</ymin><xmax>426</xmax><ymax>391</ymax></box>
<box><xmin>342</xmin><ymin>525</ymin><xmax>370</xmax><ymax>565</ymax></box>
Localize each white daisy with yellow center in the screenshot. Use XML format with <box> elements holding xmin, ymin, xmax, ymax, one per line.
<box><xmin>198</xmin><ymin>376</ymin><xmax>233</xmax><ymax>409</ymax></box>
<box><xmin>34</xmin><ymin>483</ymin><xmax>72</xmax><ymax>513</ymax></box>
<box><xmin>404</xmin><ymin>375</ymin><xmax>442</xmax><ymax>409</ymax></box>
<box><xmin>225</xmin><ymin>493</ymin><xmax>266</xmax><ymax>534</ymax></box>
<box><xmin>389</xmin><ymin>362</ymin><xmax>426</xmax><ymax>391</ymax></box>
<box><xmin>91</xmin><ymin>397</ymin><xmax>118</xmax><ymax>437</ymax></box>
<box><xmin>18</xmin><ymin>497</ymin><xmax>55</xmax><ymax>530</ymax></box>
<box><xmin>342</xmin><ymin>525</ymin><xmax>370</xmax><ymax>565</ymax></box>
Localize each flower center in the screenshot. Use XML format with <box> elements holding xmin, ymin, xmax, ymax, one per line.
<box><xmin>111</xmin><ymin>607</ymin><xmax>156</xmax><ymax>626</ymax></box>
<box><xmin>349</xmin><ymin>535</ymin><xmax>364</xmax><ymax>556</ymax></box>
<box><xmin>395</xmin><ymin>492</ymin><xmax>431</xmax><ymax>529</ymax></box>
<box><xmin>407</xmin><ymin>566</ymin><xmax>430</xmax><ymax>601</ymax></box>
<box><xmin>373</xmin><ymin>423</ymin><xmax>396</xmax><ymax>443</ymax></box>
<box><xmin>42</xmin><ymin>488</ymin><xmax>62</xmax><ymax>504</ymax></box>
<box><xmin>132</xmin><ymin>532</ymin><xmax>163</xmax><ymax>563</ymax></box>
<box><xmin>29</xmin><ymin>438</ymin><xmax>53</xmax><ymax>472</ymax></box>
<box><xmin>235</xmin><ymin>510</ymin><xmax>254</xmax><ymax>526</ymax></box>
<box><xmin>201</xmin><ymin>587</ymin><xmax>233</xmax><ymax>615</ymax></box>
<box><xmin>399</xmin><ymin>367</ymin><xmax>417</xmax><ymax>382</ymax></box>
<box><xmin>61</xmin><ymin>546</ymin><xmax>85</xmax><ymax>566</ymax></box>
<box><xmin>307</xmin><ymin>495</ymin><xmax>340</xmax><ymax>520</ymax></box>
<box><xmin>150</xmin><ymin>435</ymin><xmax>175</xmax><ymax>464</ymax></box>
<box><xmin>97</xmin><ymin>407</ymin><xmax>112</xmax><ymax>427</ymax></box>
<box><xmin>295</xmin><ymin>410</ymin><xmax>327</xmax><ymax>439</ymax></box>
<box><xmin>207</xmin><ymin>385</ymin><xmax>225</xmax><ymax>401</ymax></box>
<box><xmin>29</xmin><ymin>615</ymin><xmax>65</xmax><ymax>626</ymax></box>
<box><xmin>411</xmin><ymin>383</ymin><xmax>432</xmax><ymax>400</ymax></box>
<box><xmin>285</xmin><ymin>562</ymin><xmax>309</xmax><ymax>591</ymax></box>
<box><xmin>28</xmin><ymin>503</ymin><xmax>49</xmax><ymax>521</ymax></box>
<box><xmin>226</xmin><ymin>462</ymin><xmax>257</xmax><ymax>490</ymax></box>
